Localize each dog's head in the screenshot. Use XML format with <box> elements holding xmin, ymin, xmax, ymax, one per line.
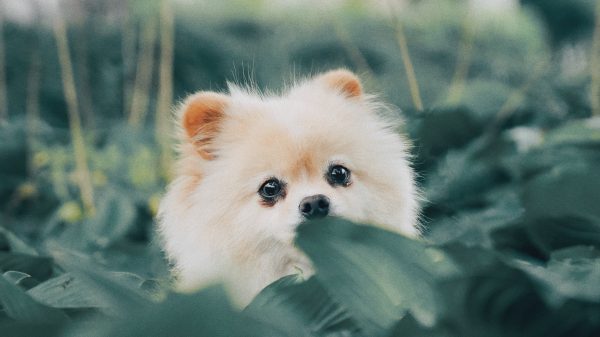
<box><xmin>161</xmin><ymin>69</ymin><xmax>419</xmax><ymax>266</ymax></box>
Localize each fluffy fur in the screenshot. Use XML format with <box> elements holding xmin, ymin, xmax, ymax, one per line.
<box><xmin>157</xmin><ymin>69</ymin><xmax>420</xmax><ymax>306</ymax></box>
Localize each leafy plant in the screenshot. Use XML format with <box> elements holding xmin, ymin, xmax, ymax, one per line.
<box><xmin>1</xmin><ymin>1</ymin><xmax>600</xmax><ymax>336</ymax></box>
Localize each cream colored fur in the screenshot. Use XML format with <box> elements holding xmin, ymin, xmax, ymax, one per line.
<box><xmin>157</xmin><ymin>69</ymin><xmax>420</xmax><ymax>306</ymax></box>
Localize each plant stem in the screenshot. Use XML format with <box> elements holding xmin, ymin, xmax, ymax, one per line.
<box><xmin>591</xmin><ymin>1</ymin><xmax>600</xmax><ymax>117</ymax></box>
<box><xmin>53</xmin><ymin>9</ymin><xmax>95</xmax><ymax>215</ymax></box>
<box><xmin>0</xmin><ymin>3</ymin><xmax>8</xmax><ymax>123</ymax></box>
<box><xmin>122</xmin><ymin>2</ymin><xmax>137</xmax><ymax>118</ymax></box>
<box><xmin>72</xmin><ymin>4</ymin><xmax>95</xmax><ymax>130</ymax></box>
<box><xmin>389</xmin><ymin>5</ymin><xmax>423</xmax><ymax>111</ymax></box>
<box><xmin>128</xmin><ymin>15</ymin><xmax>158</xmax><ymax>127</ymax></box>
<box><xmin>26</xmin><ymin>48</ymin><xmax>41</xmax><ymax>177</ymax></box>
<box><xmin>447</xmin><ymin>10</ymin><xmax>474</xmax><ymax>105</ymax></box>
<box><xmin>155</xmin><ymin>0</ymin><xmax>175</xmax><ymax>179</ymax></box>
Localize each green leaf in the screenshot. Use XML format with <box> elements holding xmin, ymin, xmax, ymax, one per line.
<box><xmin>0</xmin><ymin>227</ymin><xmax>39</xmax><ymax>255</ymax></box>
<box><xmin>296</xmin><ymin>218</ymin><xmax>458</xmax><ymax>335</ymax></box>
<box><xmin>247</xmin><ymin>275</ymin><xmax>363</xmax><ymax>337</ymax></box>
<box><xmin>83</xmin><ymin>190</ymin><xmax>137</xmax><ymax>250</ymax></box>
<box><xmin>523</xmin><ymin>162</ymin><xmax>600</xmax><ymax>223</ymax></box>
<box><xmin>517</xmin><ymin>246</ymin><xmax>600</xmax><ymax>306</ymax></box>
<box><xmin>526</xmin><ymin>216</ymin><xmax>600</xmax><ymax>256</ymax></box>
<box><xmin>27</xmin><ymin>273</ymin><xmax>106</xmax><ymax>309</ymax></box>
<box><xmin>0</xmin><ymin>273</ymin><xmax>68</xmax><ymax>323</ymax></box>
<box><xmin>48</xmin><ymin>247</ymin><xmax>152</xmax><ymax>315</ymax></box>
<box><xmin>2</xmin><ymin>270</ymin><xmax>39</xmax><ymax>289</ymax></box>
<box><xmin>0</xmin><ymin>253</ymin><xmax>53</xmax><ymax>281</ymax></box>
<box><xmin>63</xmin><ymin>286</ymin><xmax>282</xmax><ymax>337</ymax></box>
<box><xmin>0</xmin><ymin>322</ymin><xmax>65</xmax><ymax>337</ymax></box>
<box><xmin>544</xmin><ymin>118</ymin><xmax>600</xmax><ymax>147</ymax></box>
<box><xmin>414</xmin><ymin>107</ymin><xmax>482</xmax><ymax>168</ymax></box>
<box><xmin>3</xmin><ymin>271</ymin><xmax>32</xmax><ymax>285</ymax></box>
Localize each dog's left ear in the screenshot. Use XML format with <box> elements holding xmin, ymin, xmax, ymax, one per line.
<box><xmin>179</xmin><ymin>91</ymin><xmax>229</xmax><ymax>160</ymax></box>
<box><xmin>316</xmin><ymin>69</ymin><xmax>362</xmax><ymax>98</ymax></box>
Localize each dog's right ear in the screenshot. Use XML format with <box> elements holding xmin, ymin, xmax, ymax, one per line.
<box><xmin>180</xmin><ymin>91</ymin><xmax>229</xmax><ymax>160</ymax></box>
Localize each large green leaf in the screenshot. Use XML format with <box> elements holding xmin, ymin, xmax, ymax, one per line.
<box><xmin>27</xmin><ymin>273</ymin><xmax>108</xmax><ymax>309</ymax></box>
<box><xmin>0</xmin><ymin>322</ymin><xmax>65</xmax><ymax>337</ymax></box>
<box><xmin>522</xmin><ymin>162</ymin><xmax>600</xmax><ymax>223</ymax></box>
<box><xmin>248</xmin><ymin>275</ymin><xmax>363</xmax><ymax>337</ymax></box>
<box><xmin>296</xmin><ymin>218</ymin><xmax>458</xmax><ymax>335</ymax></box>
<box><xmin>62</xmin><ymin>286</ymin><xmax>283</xmax><ymax>337</ymax></box>
<box><xmin>0</xmin><ymin>273</ymin><xmax>68</xmax><ymax>323</ymax></box>
<box><xmin>47</xmin><ymin>247</ymin><xmax>152</xmax><ymax>315</ymax></box>
<box><xmin>517</xmin><ymin>246</ymin><xmax>600</xmax><ymax>306</ymax></box>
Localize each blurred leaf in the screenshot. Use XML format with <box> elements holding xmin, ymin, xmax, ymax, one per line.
<box><xmin>544</xmin><ymin>117</ymin><xmax>600</xmax><ymax>147</ymax></box>
<box><xmin>424</xmin><ymin>140</ymin><xmax>511</xmax><ymax>215</ymax></box>
<box><xmin>296</xmin><ymin>218</ymin><xmax>458</xmax><ymax>335</ymax></box>
<box><xmin>415</xmin><ymin>107</ymin><xmax>482</xmax><ymax>167</ymax></box>
<box><xmin>83</xmin><ymin>191</ymin><xmax>137</xmax><ymax>249</ymax></box>
<box><xmin>248</xmin><ymin>275</ymin><xmax>363</xmax><ymax>337</ymax></box>
<box><xmin>517</xmin><ymin>246</ymin><xmax>600</xmax><ymax>306</ymax></box>
<box><xmin>427</xmin><ymin>187</ymin><xmax>523</xmax><ymax>247</ymax></box>
<box><xmin>387</xmin><ymin>313</ymin><xmax>453</xmax><ymax>337</ymax></box>
<box><xmin>439</xmin><ymin>265</ymin><xmax>551</xmax><ymax>337</ymax></box>
<box><xmin>528</xmin><ymin>216</ymin><xmax>600</xmax><ymax>256</ymax></box>
<box><xmin>63</xmin><ymin>286</ymin><xmax>282</xmax><ymax>337</ymax></box>
<box><xmin>0</xmin><ymin>227</ymin><xmax>39</xmax><ymax>255</ymax></box>
<box><xmin>0</xmin><ymin>253</ymin><xmax>53</xmax><ymax>281</ymax></box>
<box><xmin>522</xmin><ymin>0</ymin><xmax>596</xmax><ymax>44</ymax></box>
<box><xmin>523</xmin><ymin>162</ymin><xmax>600</xmax><ymax>222</ymax></box>
<box><xmin>0</xmin><ymin>273</ymin><xmax>68</xmax><ymax>323</ymax></box>
<box><xmin>27</xmin><ymin>273</ymin><xmax>106</xmax><ymax>309</ymax></box>
<box><xmin>0</xmin><ymin>322</ymin><xmax>65</xmax><ymax>337</ymax></box>
<box><xmin>49</xmin><ymin>247</ymin><xmax>152</xmax><ymax>315</ymax></box>
<box><xmin>3</xmin><ymin>271</ymin><xmax>33</xmax><ymax>286</ymax></box>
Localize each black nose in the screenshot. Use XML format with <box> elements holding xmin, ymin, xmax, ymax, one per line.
<box><xmin>299</xmin><ymin>194</ymin><xmax>330</xmax><ymax>219</ymax></box>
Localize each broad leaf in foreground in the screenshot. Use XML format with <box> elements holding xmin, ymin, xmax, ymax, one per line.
<box><xmin>296</xmin><ymin>218</ymin><xmax>458</xmax><ymax>336</ymax></box>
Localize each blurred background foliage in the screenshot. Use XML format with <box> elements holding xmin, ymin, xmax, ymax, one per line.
<box><xmin>1</xmin><ymin>0</ymin><xmax>600</xmax><ymax>336</ymax></box>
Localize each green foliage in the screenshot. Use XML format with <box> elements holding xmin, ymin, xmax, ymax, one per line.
<box><xmin>1</xmin><ymin>1</ymin><xmax>600</xmax><ymax>336</ymax></box>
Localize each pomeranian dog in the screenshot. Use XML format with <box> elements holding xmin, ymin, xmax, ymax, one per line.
<box><xmin>158</xmin><ymin>69</ymin><xmax>420</xmax><ymax>306</ymax></box>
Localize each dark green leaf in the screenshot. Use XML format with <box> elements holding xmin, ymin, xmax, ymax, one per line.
<box><xmin>296</xmin><ymin>218</ymin><xmax>458</xmax><ymax>335</ymax></box>
<box><xmin>523</xmin><ymin>162</ymin><xmax>600</xmax><ymax>222</ymax></box>
<box><xmin>248</xmin><ymin>275</ymin><xmax>363</xmax><ymax>337</ymax></box>
<box><xmin>27</xmin><ymin>273</ymin><xmax>106</xmax><ymax>309</ymax></box>
<box><xmin>517</xmin><ymin>246</ymin><xmax>600</xmax><ymax>305</ymax></box>
<box><xmin>0</xmin><ymin>253</ymin><xmax>53</xmax><ymax>281</ymax></box>
<box><xmin>0</xmin><ymin>273</ymin><xmax>68</xmax><ymax>323</ymax></box>
<box><xmin>63</xmin><ymin>286</ymin><xmax>282</xmax><ymax>337</ymax></box>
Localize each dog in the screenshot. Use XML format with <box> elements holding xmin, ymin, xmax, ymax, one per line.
<box><xmin>157</xmin><ymin>69</ymin><xmax>420</xmax><ymax>306</ymax></box>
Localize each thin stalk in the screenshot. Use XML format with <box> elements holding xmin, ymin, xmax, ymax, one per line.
<box><xmin>121</xmin><ymin>2</ymin><xmax>137</xmax><ymax>117</ymax></box>
<box><xmin>388</xmin><ymin>2</ymin><xmax>423</xmax><ymax>111</ymax></box>
<box><xmin>73</xmin><ymin>7</ymin><xmax>95</xmax><ymax>130</ymax></box>
<box><xmin>128</xmin><ymin>15</ymin><xmax>158</xmax><ymax>127</ymax></box>
<box><xmin>53</xmin><ymin>10</ymin><xmax>95</xmax><ymax>215</ymax></box>
<box><xmin>26</xmin><ymin>0</ymin><xmax>42</xmax><ymax>180</ymax></box>
<box><xmin>447</xmin><ymin>10</ymin><xmax>475</xmax><ymax>105</ymax></box>
<box><xmin>26</xmin><ymin>48</ymin><xmax>41</xmax><ymax>177</ymax></box>
<box><xmin>155</xmin><ymin>0</ymin><xmax>175</xmax><ymax>179</ymax></box>
<box><xmin>0</xmin><ymin>4</ymin><xmax>7</xmax><ymax>123</ymax></box>
<box><xmin>591</xmin><ymin>1</ymin><xmax>600</xmax><ymax>116</ymax></box>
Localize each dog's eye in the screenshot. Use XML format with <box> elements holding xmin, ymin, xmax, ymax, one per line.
<box><xmin>259</xmin><ymin>179</ymin><xmax>283</xmax><ymax>199</ymax></box>
<box><xmin>327</xmin><ymin>165</ymin><xmax>351</xmax><ymax>187</ymax></box>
